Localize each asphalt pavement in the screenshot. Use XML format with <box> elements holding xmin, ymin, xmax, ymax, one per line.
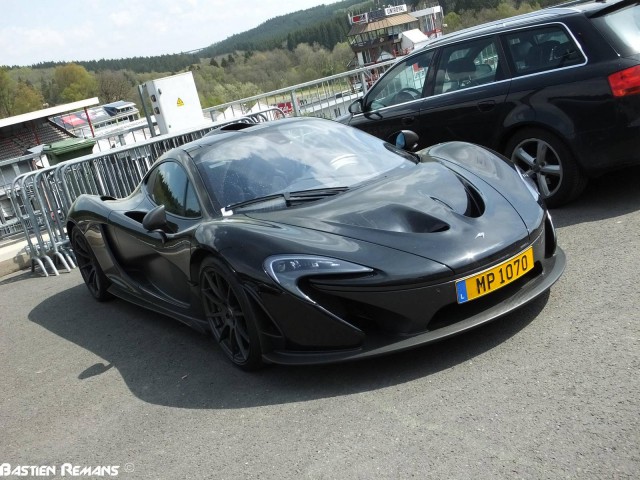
<box><xmin>0</xmin><ymin>167</ymin><xmax>638</xmax><ymax>479</ymax></box>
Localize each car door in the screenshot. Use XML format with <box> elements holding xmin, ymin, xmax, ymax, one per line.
<box><xmin>417</xmin><ymin>35</ymin><xmax>511</xmax><ymax>150</ymax></box>
<box><xmin>346</xmin><ymin>49</ymin><xmax>436</xmax><ymax>143</ymax></box>
<box><xmin>109</xmin><ymin>160</ymin><xmax>203</xmax><ymax>306</ymax></box>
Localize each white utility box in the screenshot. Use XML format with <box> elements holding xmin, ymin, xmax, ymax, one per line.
<box><xmin>144</xmin><ymin>72</ymin><xmax>205</xmax><ymax>135</ymax></box>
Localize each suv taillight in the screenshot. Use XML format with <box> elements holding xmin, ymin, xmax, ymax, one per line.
<box><xmin>608</xmin><ymin>65</ymin><xmax>640</xmax><ymax>97</ymax></box>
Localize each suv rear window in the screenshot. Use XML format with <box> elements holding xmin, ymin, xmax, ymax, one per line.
<box><xmin>591</xmin><ymin>3</ymin><xmax>640</xmax><ymax>55</ymax></box>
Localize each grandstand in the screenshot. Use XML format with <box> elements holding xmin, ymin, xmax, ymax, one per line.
<box><xmin>0</xmin><ymin>118</ymin><xmax>71</xmax><ymax>161</ymax></box>
<box><xmin>0</xmin><ymin>98</ymin><xmax>100</xmax><ymax>161</ymax></box>
<box><xmin>50</xmin><ymin>100</ymin><xmax>140</xmax><ymax>139</ymax></box>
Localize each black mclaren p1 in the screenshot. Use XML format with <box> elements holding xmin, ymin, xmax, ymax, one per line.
<box><xmin>67</xmin><ymin>117</ymin><xmax>565</xmax><ymax>369</ymax></box>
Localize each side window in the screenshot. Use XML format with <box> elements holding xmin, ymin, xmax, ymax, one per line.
<box><xmin>147</xmin><ymin>161</ymin><xmax>201</xmax><ymax>218</ymax></box>
<box><xmin>366</xmin><ymin>50</ymin><xmax>435</xmax><ymax>110</ymax></box>
<box><xmin>503</xmin><ymin>25</ymin><xmax>585</xmax><ymax>76</ymax></box>
<box><xmin>434</xmin><ymin>37</ymin><xmax>502</xmax><ymax>95</ymax></box>
<box><xmin>184</xmin><ymin>182</ymin><xmax>201</xmax><ymax>218</ymax></box>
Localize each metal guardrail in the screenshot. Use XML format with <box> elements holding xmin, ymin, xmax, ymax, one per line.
<box><xmin>203</xmin><ymin>59</ymin><xmax>398</xmax><ymax>122</ymax></box>
<box><xmin>6</xmin><ymin>110</ymin><xmax>282</xmax><ymax>276</ymax></box>
<box><xmin>0</xmin><ymin>152</ymin><xmax>43</xmax><ymax>238</ymax></box>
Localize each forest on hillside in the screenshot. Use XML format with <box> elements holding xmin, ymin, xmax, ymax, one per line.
<box><xmin>0</xmin><ymin>0</ymin><xmax>559</xmax><ymax>120</ymax></box>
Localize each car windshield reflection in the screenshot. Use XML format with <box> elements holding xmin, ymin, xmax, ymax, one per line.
<box><xmin>195</xmin><ymin>119</ymin><xmax>414</xmax><ymax>212</ymax></box>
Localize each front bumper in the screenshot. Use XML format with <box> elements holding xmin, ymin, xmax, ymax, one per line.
<box><xmin>261</xmin><ymin>244</ymin><xmax>565</xmax><ymax>365</ymax></box>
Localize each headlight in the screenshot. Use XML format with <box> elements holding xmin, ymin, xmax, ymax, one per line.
<box><xmin>264</xmin><ymin>255</ymin><xmax>373</xmax><ymax>303</ymax></box>
<box><xmin>515</xmin><ymin>165</ymin><xmax>540</xmax><ymax>201</ymax></box>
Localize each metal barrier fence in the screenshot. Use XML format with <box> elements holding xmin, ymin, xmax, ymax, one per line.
<box><xmin>202</xmin><ymin>59</ymin><xmax>397</xmax><ymax>122</ymax></box>
<box><xmin>7</xmin><ymin>110</ymin><xmax>281</xmax><ymax>276</ymax></box>
<box><xmin>0</xmin><ymin>152</ymin><xmax>43</xmax><ymax>239</ymax></box>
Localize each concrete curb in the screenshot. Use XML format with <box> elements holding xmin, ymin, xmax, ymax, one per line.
<box><xmin>0</xmin><ymin>242</ymin><xmax>32</xmax><ymax>278</ymax></box>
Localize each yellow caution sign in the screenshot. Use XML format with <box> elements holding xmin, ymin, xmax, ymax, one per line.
<box><xmin>177</xmin><ymin>98</ymin><xmax>185</xmax><ymax>107</ymax></box>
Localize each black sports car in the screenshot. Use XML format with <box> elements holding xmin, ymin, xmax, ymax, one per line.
<box><xmin>67</xmin><ymin>117</ymin><xmax>565</xmax><ymax>369</ymax></box>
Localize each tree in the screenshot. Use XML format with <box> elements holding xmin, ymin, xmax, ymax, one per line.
<box><xmin>96</xmin><ymin>70</ymin><xmax>134</xmax><ymax>103</ymax></box>
<box><xmin>52</xmin><ymin>63</ymin><xmax>97</xmax><ymax>103</ymax></box>
<box><xmin>0</xmin><ymin>69</ymin><xmax>14</xmax><ymax>118</ymax></box>
<box><xmin>443</xmin><ymin>11</ymin><xmax>462</xmax><ymax>32</ymax></box>
<box><xmin>331</xmin><ymin>42</ymin><xmax>354</xmax><ymax>71</ymax></box>
<box><xmin>12</xmin><ymin>82</ymin><xmax>44</xmax><ymax>115</ymax></box>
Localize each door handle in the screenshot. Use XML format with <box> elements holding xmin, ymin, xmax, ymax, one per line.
<box><xmin>477</xmin><ymin>100</ymin><xmax>496</xmax><ymax>112</ymax></box>
<box><xmin>401</xmin><ymin>116</ymin><xmax>415</xmax><ymax>126</ymax></box>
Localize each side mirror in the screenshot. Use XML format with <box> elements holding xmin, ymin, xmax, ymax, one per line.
<box><xmin>389</xmin><ymin>130</ymin><xmax>420</xmax><ymax>152</ymax></box>
<box><xmin>142</xmin><ymin>204</ymin><xmax>167</xmax><ymax>232</ymax></box>
<box><xmin>348</xmin><ymin>99</ymin><xmax>363</xmax><ymax>115</ymax></box>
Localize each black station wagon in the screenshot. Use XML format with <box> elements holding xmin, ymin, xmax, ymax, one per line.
<box><xmin>340</xmin><ymin>0</ymin><xmax>640</xmax><ymax>206</ymax></box>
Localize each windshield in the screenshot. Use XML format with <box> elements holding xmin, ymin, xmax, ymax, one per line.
<box><xmin>195</xmin><ymin>118</ymin><xmax>414</xmax><ymax>210</ymax></box>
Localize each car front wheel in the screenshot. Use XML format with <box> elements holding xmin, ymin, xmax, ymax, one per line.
<box><xmin>505</xmin><ymin>128</ymin><xmax>587</xmax><ymax>207</ymax></box>
<box><xmin>199</xmin><ymin>257</ymin><xmax>263</xmax><ymax>370</ymax></box>
<box><xmin>71</xmin><ymin>227</ymin><xmax>113</xmax><ymax>301</ymax></box>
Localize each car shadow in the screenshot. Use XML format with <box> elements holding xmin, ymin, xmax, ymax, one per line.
<box><xmin>551</xmin><ymin>166</ymin><xmax>640</xmax><ymax>228</ymax></box>
<box><xmin>29</xmin><ymin>283</ymin><xmax>549</xmax><ymax>409</ymax></box>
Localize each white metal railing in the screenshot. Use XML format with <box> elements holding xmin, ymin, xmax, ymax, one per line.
<box><xmin>202</xmin><ymin>59</ymin><xmax>398</xmax><ymax>122</ymax></box>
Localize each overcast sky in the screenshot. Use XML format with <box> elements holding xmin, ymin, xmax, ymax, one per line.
<box><xmin>1</xmin><ymin>0</ymin><xmax>343</xmax><ymax>67</ymax></box>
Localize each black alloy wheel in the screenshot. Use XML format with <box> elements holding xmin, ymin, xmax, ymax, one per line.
<box><xmin>71</xmin><ymin>227</ymin><xmax>113</xmax><ymax>301</ymax></box>
<box><xmin>199</xmin><ymin>257</ymin><xmax>262</xmax><ymax>370</ymax></box>
<box><xmin>505</xmin><ymin>128</ymin><xmax>587</xmax><ymax>208</ymax></box>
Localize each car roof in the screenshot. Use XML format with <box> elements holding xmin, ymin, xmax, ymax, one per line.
<box><xmin>416</xmin><ymin>0</ymin><xmax>628</xmax><ymax>49</ymax></box>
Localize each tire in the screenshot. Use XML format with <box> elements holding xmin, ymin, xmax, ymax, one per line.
<box><xmin>71</xmin><ymin>227</ymin><xmax>113</xmax><ymax>301</ymax></box>
<box><xmin>505</xmin><ymin>128</ymin><xmax>588</xmax><ymax>207</ymax></box>
<box><xmin>199</xmin><ymin>257</ymin><xmax>263</xmax><ymax>370</ymax></box>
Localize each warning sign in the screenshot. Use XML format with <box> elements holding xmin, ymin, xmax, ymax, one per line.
<box><xmin>177</xmin><ymin>98</ymin><xmax>185</xmax><ymax>107</ymax></box>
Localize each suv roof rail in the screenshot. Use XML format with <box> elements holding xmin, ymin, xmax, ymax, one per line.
<box><xmin>551</xmin><ymin>0</ymin><xmax>608</xmax><ymax>7</ymax></box>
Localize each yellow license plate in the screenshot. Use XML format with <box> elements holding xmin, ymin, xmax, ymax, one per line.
<box><xmin>456</xmin><ymin>247</ymin><xmax>534</xmax><ymax>304</ymax></box>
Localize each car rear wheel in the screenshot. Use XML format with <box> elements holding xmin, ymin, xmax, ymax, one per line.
<box><xmin>199</xmin><ymin>257</ymin><xmax>263</xmax><ymax>370</ymax></box>
<box><xmin>71</xmin><ymin>227</ymin><xmax>113</xmax><ymax>301</ymax></box>
<box><xmin>505</xmin><ymin>128</ymin><xmax>587</xmax><ymax>207</ymax></box>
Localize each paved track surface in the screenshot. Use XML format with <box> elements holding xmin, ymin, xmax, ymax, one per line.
<box><xmin>1</xmin><ymin>167</ymin><xmax>639</xmax><ymax>479</ymax></box>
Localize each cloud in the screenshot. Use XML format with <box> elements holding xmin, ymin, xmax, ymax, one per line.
<box><xmin>109</xmin><ymin>11</ymin><xmax>135</xmax><ymax>28</ymax></box>
<box><xmin>1</xmin><ymin>0</ymin><xmax>342</xmax><ymax>66</ymax></box>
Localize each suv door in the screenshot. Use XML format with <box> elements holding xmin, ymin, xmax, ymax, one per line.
<box><xmin>417</xmin><ymin>35</ymin><xmax>511</xmax><ymax>149</ymax></box>
<box><xmin>346</xmin><ymin>49</ymin><xmax>435</xmax><ymax>143</ymax></box>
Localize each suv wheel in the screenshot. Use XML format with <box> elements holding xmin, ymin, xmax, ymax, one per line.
<box><xmin>505</xmin><ymin>128</ymin><xmax>587</xmax><ymax>207</ymax></box>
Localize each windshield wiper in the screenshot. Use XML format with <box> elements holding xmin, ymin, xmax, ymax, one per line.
<box><xmin>222</xmin><ymin>187</ymin><xmax>349</xmax><ymax>216</ymax></box>
<box><xmin>222</xmin><ymin>194</ymin><xmax>285</xmax><ymax>216</ymax></box>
